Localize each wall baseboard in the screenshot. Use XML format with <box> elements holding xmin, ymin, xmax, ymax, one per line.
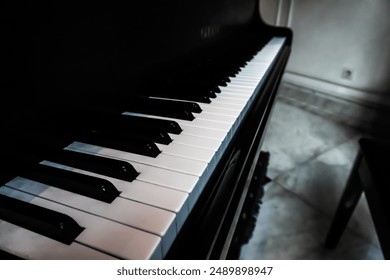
<box><xmin>283</xmin><ymin>72</ymin><xmax>390</xmax><ymax>108</ymax></box>
<box><xmin>277</xmin><ymin>77</ymin><xmax>390</xmax><ymax>139</ymax></box>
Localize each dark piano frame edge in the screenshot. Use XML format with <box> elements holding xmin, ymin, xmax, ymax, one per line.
<box><xmin>165</xmin><ymin>42</ymin><xmax>292</xmax><ymax>260</ymax></box>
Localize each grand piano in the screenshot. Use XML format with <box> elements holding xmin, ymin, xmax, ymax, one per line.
<box><xmin>0</xmin><ymin>0</ymin><xmax>292</xmax><ymax>259</ymax></box>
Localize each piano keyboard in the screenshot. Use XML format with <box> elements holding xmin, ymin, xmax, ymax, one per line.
<box><xmin>0</xmin><ymin>37</ymin><xmax>286</xmax><ymax>260</ymax></box>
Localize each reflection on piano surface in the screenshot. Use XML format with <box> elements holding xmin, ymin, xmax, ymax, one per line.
<box><xmin>0</xmin><ymin>0</ymin><xmax>292</xmax><ymax>259</ymax></box>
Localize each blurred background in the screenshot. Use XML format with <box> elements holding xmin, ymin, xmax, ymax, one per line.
<box><xmin>239</xmin><ymin>0</ymin><xmax>390</xmax><ymax>260</ymax></box>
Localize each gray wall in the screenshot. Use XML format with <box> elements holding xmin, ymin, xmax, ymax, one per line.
<box><xmin>260</xmin><ymin>0</ymin><xmax>390</xmax><ymax>108</ymax></box>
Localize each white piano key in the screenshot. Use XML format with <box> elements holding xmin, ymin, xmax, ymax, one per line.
<box><xmin>40</xmin><ymin>160</ymin><xmax>188</xmax><ymax>213</ymax></box>
<box><xmin>211</xmin><ymin>96</ymin><xmax>248</xmax><ymax>105</ymax></box>
<box><xmin>220</xmin><ymin>86</ymin><xmax>255</xmax><ymax>95</ymax></box>
<box><xmin>66</xmin><ymin>142</ymin><xmax>212</xmax><ymax>208</ymax></box>
<box><xmin>135</xmin><ymin>97</ymin><xmax>230</xmax><ymax>142</ymax></box>
<box><xmin>229</xmin><ymin>76</ymin><xmax>260</xmax><ymax>83</ymax></box>
<box><xmin>123</xmin><ymin>111</ymin><xmax>233</xmax><ymax>132</ymax></box>
<box><xmin>198</xmin><ymin>106</ymin><xmax>242</xmax><ymax>130</ymax></box>
<box><xmin>169</xmin><ymin>128</ymin><xmax>228</xmax><ymax>164</ymax></box>
<box><xmin>202</xmin><ymin>100</ymin><xmax>245</xmax><ymax>111</ymax></box>
<box><xmin>62</xmin><ymin>148</ymin><xmax>199</xmax><ymax>194</ymax></box>
<box><xmin>221</xmin><ymin>83</ymin><xmax>257</xmax><ymax>91</ymax></box>
<box><xmin>155</xmin><ymin>142</ymin><xmax>215</xmax><ymax>163</ymax></box>
<box><xmin>230</xmin><ymin>79</ymin><xmax>260</xmax><ymax>85</ymax></box>
<box><xmin>178</xmin><ymin>116</ymin><xmax>233</xmax><ymax>132</ymax></box>
<box><xmin>0</xmin><ymin>186</ymin><xmax>164</xmax><ymax>259</ymax></box>
<box><xmin>193</xmin><ymin>111</ymin><xmax>237</xmax><ymax>124</ymax></box>
<box><xmin>167</xmin><ymin>132</ymin><xmax>223</xmax><ymax>151</ymax></box>
<box><xmin>246</xmin><ymin>64</ymin><xmax>268</xmax><ymax>70</ymax></box>
<box><xmin>5</xmin><ymin>177</ymin><xmax>177</xmax><ymax>243</ymax></box>
<box><xmin>0</xmin><ymin>220</ymin><xmax>118</xmax><ymax>260</ymax></box>
<box><xmin>242</xmin><ymin>62</ymin><xmax>270</xmax><ymax>68</ymax></box>
<box><xmin>178</xmin><ymin>124</ymin><xmax>227</xmax><ymax>141</ymax></box>
<box><xmin>237</xmin><ymin>67</ymin><xmax>264</xmax><ymax>73</ymax></box>
<box><xmin>200</xmin><ymin>103</ymin><xmax>241</xmax><ymax>116</ymax></box>
<box><xmin>122</xmin><ymin>178</ymin><xmax>188</xmax><ymax>210</ymax></box>
<box><xmin>217</xmin><ymin>92</ymin><xmax>252</xmax><ymax>101</ymax></box>
<box><xmin>226</xmin><ymin>81</ymin><xmax>259</xmax><ymax>89</ymax></box>
<box><xmin>40</xmin><ymin>160</ymin><xmax>190</xmax><ymax>231</ymax></box>
<box><xmin>199</xmin><ymin>98</ymin><xmax>245</xmax><ymax>112</ymax></box>
<box><xmin>67</xmin><ymin>141</ymin><xmax>208</xmax><ymax>176</ymax></box>
<box><xmin>132</xmin><ymin>162</ymin><xmax>198</xmax><ymax>193</ymax></box>
<box><xmin>233</xmin><ymin>73</ymin><xmax>262</xmax><ymax>79</ymax></box>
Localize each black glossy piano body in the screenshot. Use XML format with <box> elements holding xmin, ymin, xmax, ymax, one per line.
<box><xmin>0</xmin><ymin>0</ymin><xmax>292</xmax><ymax>259</ymax></box>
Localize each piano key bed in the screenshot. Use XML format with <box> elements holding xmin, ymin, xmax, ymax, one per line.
<box><xmin>0</xmin><ymin>37</ymin><xmax>286</xmax><ymax>259</ymax></box>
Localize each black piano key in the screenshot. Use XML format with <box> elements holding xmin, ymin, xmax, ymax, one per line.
<box><xmin>120</xmin><ymin>115</ymin><xmax>182</xmax><ymax>134</ymax></box>
<box><xmin>0</xmin><ymin>193</ymin><xmax>84</xmax><ymax>245</ymax></box>
<box><xmin>209</xmin><ymin>74</ymin><xmax>231</xmax><ymax>86</ymax></box>
<box><xmin>21</xmin><ymin>164</ymin><xmax>120</xmax><ymax>203</ymax></box>
<box><xmin>47</xmin><ymin>149</ymin><xmax>139</xmax><ymax>182</ymax></box>
<box><xmin>148</xmin><ymin>90</ymin><xmax>212</xmax><ymax>103</ymax></box>
<box><xmin>182</xmin><ymin>83</ymin><xmax>218</xmax><ymax>98</ymax></box>
<box><xmin>227</xmin><ymin>67</ymin><xmax>240</xmax><ymax>76</ymax></box>
<box><xmin>124</xmin><ymin>104</ymin><xmax>194</xmax><ymax>120</ymax></box>
<box><xmin>216</xmin><ymin>66</ymin><xmax>240</xmax><ymax>78</ymax></box>
<box><xmin>115</xmin><ymin>127</ymin><xmax>172</xmax><ymax>145</ymax></box>
<box><xmin>85</xmin><ymin>112</ymin><xmax>174</xmax><ymax>145</ymax></box>
<box><xmin>146</xmin><ymin>97</ymin><xmax>202</xmax><ymax>113</ymax></box>
<box><xmin>168</xmin><ymin>82</ymin><xmax>218</xmax><ymax>98</ymax></box>
<box><xmin>77</xmin><ymin>131</ymin><xmax>161</xmax><ymax>158</ymax></box>
<box><xmin>209</xmin><ymin>84</ymin><xmax>221</xmax><ymax>94</ymax></box>
<box><xmin>95</xmin><ymin>125</ymin><xmax>173</xmax><ymax>145</ymax></box>
<box><xmin>118</xmin><ymin>96</ymin><xmax>196</xmax><ymax>121</ymax></box>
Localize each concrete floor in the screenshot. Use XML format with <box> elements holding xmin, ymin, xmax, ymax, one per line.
<box><xmin>239</xmin><ymin>84</ymin><xmax>384</xmax><ymax>260</ymax></box>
